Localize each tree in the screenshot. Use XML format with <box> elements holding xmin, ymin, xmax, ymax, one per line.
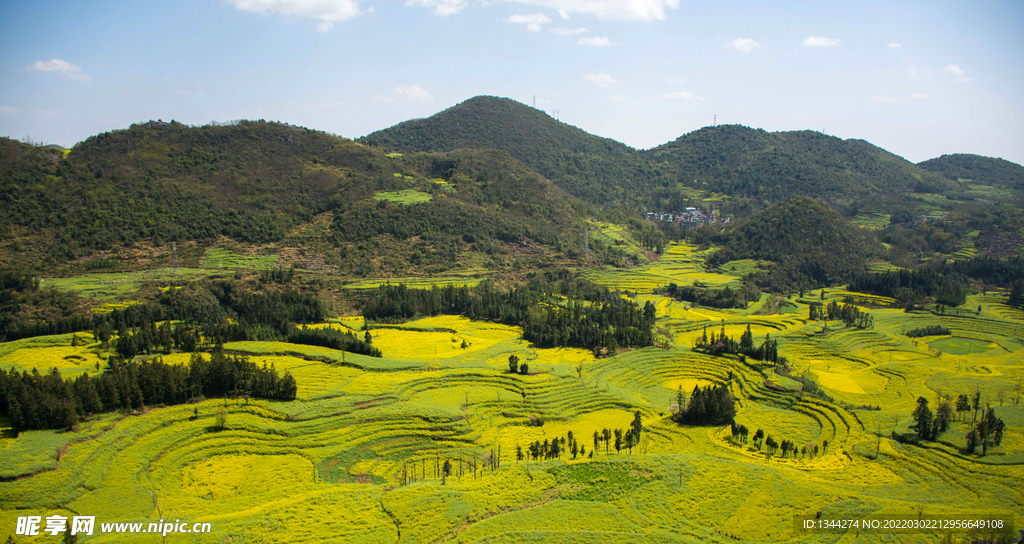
<box><xmin>966</xmin><ymin>428</ymin><xmax>979</xmax><ymax>454</ymax></box>
<box><xmin>442</xmin><ymin>459</ymin><xmax>452</xmax><ymax>484</ymax></box>
<box><xmin>935</xmin><ymin>397</ymin><xmax>953</xmax><ymax>433</ymax></box>
<box><xmin>971</xmin><ymin>390</ymin><xmax>981</xmax><ymax>424</ymax></box>
<box><xmin>614</xmin><ymin>429</ymin><xmax>623</xmax><ymax>453</ymax></box>
<box><xmin>215</xmin><ymin>410</ymin><xmax>228</xmax><ymax>431</ymax></box>
<box><xmin>753</xmin><ymin>429</ymin><xmax>764</xmax><ymax>450</ymax></box>
<box><xmin>955</xmin><ymin>394</ymin><xmax>970</xmax><ymax>421</ymax></box>
<box><xmin>631</xmin><ymin>411</ymin><xmax>643</xmax><ymax>444</ymax></box>
<box><xmin>912</xmin><ymin>397</ymin><xmax>933</xmax><ymax>440</ymax></box>
<box><xmin>364</xmin><ymin>331</ymin><xmax>372</xmax><ymax>345</ymax></box>
<box><xmin>508</xmin><ymin>354</ymin><xmax>519</xmax><ymax>373</ymax></box>
<box><xmin>593</xmin><ymin>430</ymin><xmax>600</xmax><ymax>454</ymax></box>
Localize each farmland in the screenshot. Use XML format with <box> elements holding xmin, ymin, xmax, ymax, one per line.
<box><xmin>2</xmin><ymin>245</ymin><xmax>1022</xmax><ymax>543</ymax></box>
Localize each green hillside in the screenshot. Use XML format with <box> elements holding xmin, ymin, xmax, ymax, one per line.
<box><xmin>708</xmin><ymin>196</ymin><xmax>885</xmax><ymax>288</ymax></box>
<box><xmin>360</xmin><ymin>96</ymin><xmax>663</xmax><ymax>207</ymax></box>
<box><xmin>0</xmin><ymin>121</ymin><xmax>588</xmax><ymax>275</ymax></box>
<box><xmin>918</xmin><ymin>153</ymin><xmax>1024</xmax><ymax>188</ymax></box>
<box><xmin>645</xmin><ymin>125</ymin><xmax>955</xmax><ymax>207</ymax></box>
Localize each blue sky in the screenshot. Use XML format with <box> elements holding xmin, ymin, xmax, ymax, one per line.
<box><xmin>1</xmin><ymin>0</ymin><xmax>1022</xmax><ymax>164</ymax></box>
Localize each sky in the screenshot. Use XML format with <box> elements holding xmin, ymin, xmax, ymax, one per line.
<box><xmin>1</xmin><ymin>0</ymin><xmax>1022</xmax><ymax>165</ymax></box>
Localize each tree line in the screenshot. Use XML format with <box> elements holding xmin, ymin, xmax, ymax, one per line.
<box><xmin>910</xmin><ymin>392</ymin><xmax>1006</xmax><ymax>455</ymax></box>
<box><xmin>661</xmin><ymin>282</ymin><xmax>761</xmax><ymax>309</ymax></box>
<box><xmin>695</xmin><ymin>322</ymin><xmax>783</xmax><ymax>365</ymax></box>
<box><xmin>808</xmin><ymin>300</ymin><xmax>873</xmax><ymax>329</ymax></box>
<box><xmin>730</xmin><ymin>422</ymin><xmax>828</xmax><ymax>459</ymax></box>
<box><xmin>0</xmin><ymin>348</ymin><xmax>297</xmax><ymax>432</ymax></box>
<box><xmin>360</xmin><ymin>273</ymin><xmax>656</xmax><ymax>351</ymax></box>
<box><xmin>516</xmin><ymin>412</ymin><xmax>645</xmax><ymax>463</ymax></box>
<box><xmin>673</xmin><ymin>384</ymin><xmax>736</xmax><ymax>426</ymax></box>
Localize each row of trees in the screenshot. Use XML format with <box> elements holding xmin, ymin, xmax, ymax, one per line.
<box><xmin>360</xmin><ymin>274</ymin><xmax>656</xmax><ymax>351</ymax></box>
<box><xmin>662</xmin><ymin>282</ymin><xmax>761</xmax><ymax>310</ymax></box>
<box><xmin>673</xmin><ymin>384</ymin><xmax>736</xmax><ymax>426</ymax></box>
<box><xmin>904</xmin><ymin>325</ymin><xmax>951</xmax><ymax>338</ymax></box>
<box><xmin>911</xmin><ymin>392</ymin><xmax>1006</xmax><ymax>455</ymax></box>
<box><xmin>848</xmin><ymin>267</ymin><xmax>970</xmax><ymax>307</ymax></box>
<box><xmin>0</xmin><ymin>349</ymin><xmax>297</xmax><ymax>432</ymax></box>
<box><xmin>808</xmin><ymin>300</ymin><xmax>873</xmax><ymax>329</ymax></box>
<box><xmin>695</xmin><ymin>323</ymin><xmax>782</xmax><ymax>365</ymax></box>
<box><xmin>729</xmin><ymin>422</ymin><xmax>827</xmax><ymax>458</ymax></box>
<box><xmin>517</xmin><ymin>412</ymin><xmax>645</xmax><ymax>462</ymax></box>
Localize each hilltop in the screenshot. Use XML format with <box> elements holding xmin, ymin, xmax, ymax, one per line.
<box><xmin>708</xmin><ymin>196</ymin><xmax>885</xmax><ymax>288</ymax></box>
<box><xmin>645</xmin><ymin>125</ymin><xmax>954</xmax><ymax>207</ymax></box>
<box><xmin>918</xmin><ymin>153</ymin><xmax>1024</xmax><ymax>189</ymax></box>
<box><xmin>0</xmin><ymin>121</ymin><xmax>589</xmax><ymax>275</ymax></box>
<box><xmin>360</xmin><ymin>96</ymin><xmax>662</xmax><ymax>207</ymax></box>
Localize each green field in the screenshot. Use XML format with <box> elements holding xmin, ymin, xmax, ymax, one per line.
<box><xmin>2</xmin><ymin>257</ymin><xmax>1022</xmax><ymax>543</ymax></box>
<box><xmin>373</xmin><ymin>190</ymin><xmax>433</xmax><ymax>205</ymax></box>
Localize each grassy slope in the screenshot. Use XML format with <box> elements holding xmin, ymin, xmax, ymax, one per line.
<box><xmin>0</xmin><ymin>125</ymin><xmax>590</xmax><ymax>277</ymax></box>
<box><xmin>361</xmin><ymin>96</ymin><xmax>662</xmax><ymax>207</ymax></box>
<box><xmin>2</xmin><ymin>253</ymin><xmax>1021</xmax><ymax>544</ymax></box>
<box><xmin>645</xmin><ymin>125</ymin><xmax>956</xmax><ymax>207</ymax></box>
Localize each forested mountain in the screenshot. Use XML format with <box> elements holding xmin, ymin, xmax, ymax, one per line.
<box><xmin>645</xmin><ymin>125</ymin><xmax>954</xmax><ymax>207</ymax></box>
<box><xmin>707</xmin><ymin>196</ymin><xmax>885</xmax><ymax>289</ymax></box>
<box><xmin>0</xmin><ymin>121</ymin><xmax>588</xmax><ymax>272</ymax></box>
<box><xmin>917</xmin><ymin>153</ymin><xmax>1024</xmax><ymax>189</ymax></box>
<box><xmin>360</xmin><ymin>96</ymin><xmax>663</xmax><ymax>207</ymax></box>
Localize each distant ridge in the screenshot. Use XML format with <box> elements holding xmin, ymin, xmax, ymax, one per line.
<box><xmin>708</xmin><ymin>196</ymin><xmax>885</xmax><ymax>288</ymax></box>
<box><xmin>361</xmin><ymin>96</ymin><xmax>662</xmax><ymax>207</ymax></box>
<box><xmin>644</xmin><ymin>124</ymin><xmax>954</xmax><ymax>205</ymax></box>
<box><xmin>917</xmin><ymin>153</ymin><xmax>1024</xmax><ymax>188</ymax></box>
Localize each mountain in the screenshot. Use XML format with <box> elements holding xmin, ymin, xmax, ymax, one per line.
<box><xmin>917</xmin><ymin>153</ymin><xmax>1024</xmax><ymax>189</ymax></box>
<box><xmin>644</xmin><ymin>125</ymin><xmax>954</xmax><ymax>207</ymax></box>
<box><xmin>360</xmin><ymin>96</ymin><xmax>663</xmax><ymax>207</ymax></box>
<box><xmin>707</xmin><ymin>196</ymin><xmax>885</xmax><ymax>289</ymax></box>
<box><xmin>0</xmin><ymin>120</ymin><xmax>588</xmax><ymax>274</ymax></box>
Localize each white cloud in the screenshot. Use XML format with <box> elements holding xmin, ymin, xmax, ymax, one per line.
<box><xmin>0</xmin><ymin>106</ymin><xmax>20</xmax><ymax>115</ymax></box>
<box><xmin>228</xmin><ymin>0</ymin><xmax>360</xmax><ymax>30</ymax></box>
<box><xmin>506</xmin><ymin>0</ymin><xmax>679</xmax><ymax>21</ymax></box>
<box><xmin>666</xmin><ymin>78</ymin><xmax>685</xmax><ymax>85</ymax></box>
<box><xmin>29</xmin><ymin>59</ymin><xmax>91</xmax><ymax>81</ymax></box>
<box><xmin>730</xmin><ymin>38</ymin><xmax>760</xmax><ymax>52</ymax></box>
<box><xmin>887</xmin><ymin>42</ymin><xmax>901</xmax><ymax>48</ymax></box>
<box><xmin>551</xmin><ymin>27</ymin><xmax>588</xmax><ymax>35</ymax></box>
<box><xmin>578</xmin><ymin>36</ymin><xmax>613</xmax><ymax>47</ymax></box>
<box><xmin>608</xmin><ymin>94</ymin><xmax>625</xmax><ymax>103</ymax></box>
<box><xmin>943</xmin><ymin>64</ymin><xmax>973</xmax><ymax>82</ymax></box>
<box><xmin>395</xmin><ymin>85</ymin><xmax>434</xmax><ymax>104</ymax></box>
<box><xmin>871</xmin><ymin>95</ymin><xmax>898</xmax><ymax>103</ymax></box>
<box><xmin>664</xmin><ymin>90</ymin><xmax>703</xmax><ymax>100</ymax></box>
<box><xmin>178</xmin><ymin>90</ymin><xmax>205</xmax><ymax>97</ymax></box>
<box><xmin>802</xmin><ymin>36</ymin><xmax>839</xmax><ymax>47</ymax></box>
<box><xmin>405</xmin><ymin>0</ymin><xmax>466</xmax><ymax>16</ymax></box>
<box><xmin>584</xmin><ymin>73</ymin><xmax>618</xmax><ymax>87</ymax></box>
<box><xmin>911</xmin><ymin>93</ymin><xmax>930</xmax><ymax>99</ymax></box>
<box><xmin>508</xmin><ymin>13</ymin><xmax>551</xmax><ymax>31</ymax></box>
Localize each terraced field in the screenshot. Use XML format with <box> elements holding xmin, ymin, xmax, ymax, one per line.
<box><xmin>2</xmin><ymin>248</ymin><xmax>1022</xmax><ymax>543</ymax></box>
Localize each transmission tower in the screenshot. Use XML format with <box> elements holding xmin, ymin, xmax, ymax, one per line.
<box><xmin>583</xmin><ymin>227</ymin><xmax>590</xmax><ymax>255</ymax></box>
<box><xmin>172</xmin><ymin>242</ymin><xmax>178</xmax><ymax>275</ymax></box>
<box><xmin>553</xmin><ymin>109</ymin><xmax>560</xmax><ymax>121</ymax></box>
